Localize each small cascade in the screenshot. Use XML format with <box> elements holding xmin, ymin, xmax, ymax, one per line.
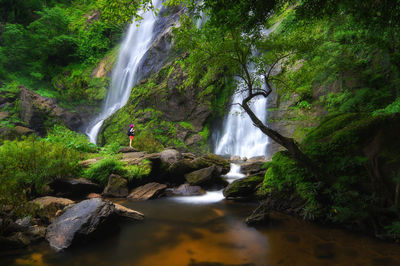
<box><xmin>223</xmin><ymin>163</ymin><xmax>245</xmax><ymax>183</ymax></box>
<box><xmin>86</xmin><ymin>0</ymin><xmax>163</xmax><ymax>143</ymax></box>
<box><xmin>171</xmin><ymin>190</ymin><xmax>225</xmax><ymax>204</ymax></box>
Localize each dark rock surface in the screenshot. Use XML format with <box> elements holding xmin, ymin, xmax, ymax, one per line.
<box><xmin>50</xmin><ymin>178</ymin><xmax>102</xmax><ymax>197</ymax></box>
<box><xmin>45</xmin><ymin>198</ymin><xmax>117</xmax><ymax>251</ymax></box>
<box><xmin>240</xmin><ymin>157</ymin><xmax>269</xmax><ymax>177</ymax></box>
<box><xmin>128</xmin><ymin>182</ymin><xmax>167</xmax><ymax>200</ymax></box>
<box><xmin>31</xmin><ymin>196</ymin><xmax>75</xmax><ymax>223</ymax></box>
<box><xmin>185</xmin><ymin>166</ymin><xmax>227</xmax><ymax>189</ymax></box>
<box><xmin>102</xmin><ymin>174</ymin><xmax>129</xmax><ymax>198</ymax></box>
<box><xmin>19</xmin><ymin>86</ymin><xmax>83</xmax><ymax>135</ymax></box>
<box><xmin>191</xmin><ymin>154</ymin><xmax>230</xmax><ymax>175</ymax></box>
<box><xmin>223</xmin><ymin>176</ymin><xmax>264</xmax><ymax>199</ymax></box>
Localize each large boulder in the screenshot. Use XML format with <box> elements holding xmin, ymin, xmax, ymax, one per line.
<box><xmin>102</xmin><ymin>174</ymin><xmax>129</xmax><ymax>198</ymax></box>
<box><xmin>167</xmin><ymin>183</ymin><xmax>205</xmax><ymax>196</ymax></box>
<box><xmin>223</xmin><ymin>176</ymin><xmax>264</xmax><ymax>199</ymax></box>
<box><xmin>128</xmin><ymin>182</ymin><xmax>167</xmax><ymax>200</ymax></box>
<box><xmin>13</xmin><ymin>126</ymin><xmax>35</xmax><ymax>136</ymax></box>
<box><xmin>240</xmin><ymin>157</ymin><xmax>269</xmax><ymax>177</ymax></box>
<box><xmin>31</xmin><ymin>196</ymin><xmax>75</xmax><ymax>223</ymax></box>
<box><xmin>245</xmin><ymin>201</ymin><xmax>270</xmax><ymax>226</ymax></box>
<box><xmin>19</xmin><ymin>86</ymin><xmax>83</xmax><ymax>135</ymax></box>
<box><xmin>184</xmin><ymin>166</ymin><xmax>227</xmax><ymax>189</ymax></box>
<box><xmin>45</xmin><ymin>198</ymin><xmax>117</xmax><ymax>251</ymax></box>
<box><xmin>191</xmin><ymin>154</ymin><xmax>230</xmax><ymax>175</ymax></box>
<box><xmin>160</xmin><ymin>149</ymin><xmax>182</xmax><ymax>165</ymax></box>
<box><xmin>50</xmin><ymin>178</ymin><xmax>102</xmax><ymax>197</ymax></box>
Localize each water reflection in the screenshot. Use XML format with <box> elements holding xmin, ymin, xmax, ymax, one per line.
<box><xmin>4</xmin><ymin>198</ymin><xmax>400</xmax><ymax>266</ymax></box>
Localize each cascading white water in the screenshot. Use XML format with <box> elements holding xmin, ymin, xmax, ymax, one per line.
<box><xmin>211</xmin><ymin>66</ymin><xmax>270</xmax><ymax>189</ymax></box>
<box><xmin>213</xmin><ymin>79</ymin><xmax>269</xmax><ymax>159</ymax></box>
<box><xmin>86</xmin><ymin>0</ymin><xmax>163</xmax><ymax>143</ymax></box>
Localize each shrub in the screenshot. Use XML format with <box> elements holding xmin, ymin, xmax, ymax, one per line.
<box><xmin>0</xmin><ymin>137</ymin><xmax>81</xmax><ymax>216</ymax></box>
<box><xmin>83</xmin><ymin>157</ymin><xmax>152</xmax><ymax>186</ymax></box>
<box><xmin>133</xmin><ymin>131</ymin><xmax>164</xmax><ymax>153</ymax></box>
<box><xmin>83</xmin><ymin>157</ymin><xmax>125</xmax><ymax>186</ymax></box>
<box><xmin>45</xmin><ymin>124</ymin><xmax>98</xmax><ymax>153</ymax></box>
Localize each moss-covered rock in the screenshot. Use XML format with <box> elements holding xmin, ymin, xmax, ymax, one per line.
<box><xmin>223</xmin><ymin>176</ymin><xmax>264</xmax><ymax>199</ymax></box>
<box><xmin>102</xmin><ymin>174</ymin><xmax>129</xmax><ymax>198</ymax></box>
<box><xmin>185</xmin><ymin>165</ymin><xmax>227</xmax><ymax>189</ymax></box>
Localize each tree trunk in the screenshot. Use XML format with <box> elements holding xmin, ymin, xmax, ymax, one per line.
<box><xmin>241</xmin><ymin>98</ymin><xmax>321</xmax><ymax>178</ymax></box>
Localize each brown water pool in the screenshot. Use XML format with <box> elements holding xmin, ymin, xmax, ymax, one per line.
<box><xmin>2</xmin><ymin>196</ymin><xmax>400</xmax><ymax>266</ymax></box>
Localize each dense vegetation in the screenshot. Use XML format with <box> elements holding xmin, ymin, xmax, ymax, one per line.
<box><xmin>0</xmin><ymin>0</ymin><xmax>123</xmax><ymax>116</ymax></box>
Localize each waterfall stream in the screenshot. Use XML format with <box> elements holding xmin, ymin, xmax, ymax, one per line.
<box><xmin>210</xmin><ymin>66</ymin><xmax>270</xmax><ymax>191</ymax></box>
<box><xmin>86</xmin><ymin>0</ymin><xmax>163</xmax><ymax>143</ymax></box>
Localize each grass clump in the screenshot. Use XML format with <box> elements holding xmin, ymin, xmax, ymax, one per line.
<box><xmin>83</xmin><ymin>157</ymin><xmax>152</xmax><ymax>186</ymax></box>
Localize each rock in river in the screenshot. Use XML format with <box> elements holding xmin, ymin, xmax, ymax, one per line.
<box><xmin>223</xmin><ymin>176</ymin><xmax>264</xmax><ymax>199</ymax></box>
<box><xmin>31</xmin><ymin>196</ymin><xmax>75</xmax><ymax>223</ymax></box>
<box><xmin>128</xmin><ymin>182</ymin><xmax>167</xmax><ymax>200</ymax></box>
<box><xmin>102</xmin><ymin>174</ymin><xmax>129</xmax><ymax>198</ymax></box>
<box><xmin>50</xmin><ymin>178</ymin><xmax>102</xmax><ymax>197</ymax></box>
<box><xmin>46</xmin><ymin>198</ymin><xmax>118</xmax><ymax>251</ymax></box>
<box><xmin>185</xmin><ymin>165</ymin><xmax>227</xmax><ymax>189</ymax></box>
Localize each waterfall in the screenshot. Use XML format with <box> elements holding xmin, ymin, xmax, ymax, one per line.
<box><xmin>213</xmin><ymin>78</ymin><xmax>269</xmax><ymax>159</ymax></box>
<box><xmin>86</xmin><ymin>0</ymin><xmax>164</xmax><ymax>143</ymax></box>
<box><xmin>212</xmin><ymin>66</ymin><xmax>270</xmax><ymax>187</ymax></box>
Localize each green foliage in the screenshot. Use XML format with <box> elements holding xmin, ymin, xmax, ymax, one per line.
<box><xmin>83</xmin><ymin>156</ymin><xmax>152</xmax><ymax>185</ymax></box>
<box><xmin>385</xmin><ymin>222</ymin><xmax>400</xmax><ymax>240</ymax></box>
<box><xmin>179</xmin><ymin>121</ymin><xmax>194</xmax><ymax>130</ymax></box>
<box><xmin>133</xmin><ymin>131</ymin><xmax>165</xmax><ymax>153</ymax></box>
<box><xmin>373</xmin><ymin>97</ymin><xmax>400</xmax><ymax>116</ymax></box>
<box><xmin>100</xmin><ymin>142</ymin><xmax>121</xmax><ymax>155</ymax></box>
<box><xmin>0</xmin><ymin>137</ymin><xmax>81</xmax><ymax>216</ymax></box>
<box><xmin>124</xmin><ymin>159</ymin><xmax>152</xmax><ymax>181</ymax></box>
<box><xmin>97</xmin><ymin>0</ymin><xmax>156</xmax><ymax>25</ymax></box>
<box><xmin>0</xmin><ymin>0</ymin><xmax>122</xmax><ymax>108</ymax></box>
<box><xmin>45</xmin><ymin>124</ymin><xmax>98</xmax><ymax>153</ymax></box>
<box><xmin>83</xmin><ymin>157</ymin><xmax>126</xmax><ymax>186</ymax></box>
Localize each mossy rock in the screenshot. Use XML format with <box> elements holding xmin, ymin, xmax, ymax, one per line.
<box><xmin>184</xmin><ymin>165</ymin><xmax>227</xmax><ymax>189</ymax></box>
<box><xmin>102</xmin><ymin>174</ymin><xmax>129</xmax><ymax>198</ymax></box>
<box><xmin>191</xmin><ymin>154</ymin><xmax>230</xmax><ymax>174</ymax></box>
<box><xmin>223</xmin><ymin>176</ymin><xmax>264</xmax><ymax>199</ymax></box>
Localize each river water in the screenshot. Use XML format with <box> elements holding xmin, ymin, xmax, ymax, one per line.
<box><xmin>3</xmin><ymin>197</ymin><xmax>400</xmax><ymax>266</ymax></box>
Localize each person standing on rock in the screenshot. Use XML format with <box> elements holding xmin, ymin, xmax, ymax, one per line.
<box><xmin>127</xmin><ymin>124</ymin><xmax>135</xmax><ymax>148</ymax></box>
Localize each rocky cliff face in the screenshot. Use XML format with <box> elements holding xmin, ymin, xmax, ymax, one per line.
<box><xmin>19</xmin><ymin>87</ymin><xmax>87</xmax><ymax>136</ymax></box>
<box><xmin>98</xmin><ymin>59</ymin><xmax>221</xmax><ymax>154</ymax></box>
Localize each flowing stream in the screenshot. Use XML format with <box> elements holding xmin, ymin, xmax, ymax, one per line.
<box><xmin>85</xmin><ymin>0</ymin><xmax>163</xmax><ymax>143</ymax></box>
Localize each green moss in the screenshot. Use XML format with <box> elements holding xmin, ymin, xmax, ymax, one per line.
<box><xmin>98</xmin><ymin>56</ymin><xmax>230</xmax><ymax>154</ymax></box>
